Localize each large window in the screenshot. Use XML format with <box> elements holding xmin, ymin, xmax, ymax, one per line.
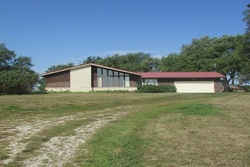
<box><xmin>97</xmin><ymin>68</ymin><xmax>130</xmax><ymax>87</ymax></box>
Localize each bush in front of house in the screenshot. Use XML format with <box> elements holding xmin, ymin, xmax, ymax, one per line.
<box><xmin>137</xmin><ymin>85</ymin><xmax>176</xmax><ymax>93</ymax></box>
<box><xmin>243</xmin><ymin>85</ymin><xmax>250</xmax><ymax>92</ymax></box>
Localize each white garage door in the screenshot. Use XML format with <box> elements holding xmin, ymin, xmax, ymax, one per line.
<box><xmin>174</xmin><ymin>81</ymin><xmax>214</xmax><ymax>93</ymax></box>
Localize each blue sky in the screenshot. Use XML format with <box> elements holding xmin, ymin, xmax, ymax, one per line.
<box><xmin>0</xmin><ymin>0</ymin><xmax>248</xmax><ymax>73</ymax></box>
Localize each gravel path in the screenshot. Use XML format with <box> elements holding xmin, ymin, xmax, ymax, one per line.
<box><xmin>1</xmin><ymin>107</ymin><xmax>131</xmax><ymax>166</ymax></box>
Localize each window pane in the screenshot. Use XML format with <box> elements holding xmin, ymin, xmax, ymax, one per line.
<box><xmin>114</xmin><ymin>77</ymin><xmax>119</xmax><ymax>87</ymax></box>
<box><xmin>108</xmin><ymin>70</ymin><xmax>113</xmax><ymax>76</ymax></box>
<box><xmin>103</xmin><ymin>69</ymin><xmax>107</xmax><ymax>76</ymax></box>
<box><xmin>103</xmin><ymin>77</ymin><xmax>108</xmax><ymax>87</ymax></box>
<box><xmin>97</xmin><ymin>68</ymin><xmax>102</xmax><ymax>76</ymax></box>
<box><xmin>120</xmin><ymin>77</ymin><xmax>124</xmax><ymax>87</ymax></box>
<box><xmin>114</xmin><ymin>71</ymin><xmax>118</xmax><ymax>77</ymax></box>
<box><xmin>125</xmin><ymin>76</ymin><xmax>130</xmax><ymax>87</ymax></box>
<box><xmin>109</xmin><ymin>77</ymin><xmax>113</xmax><ymax>87</ymax></box>
<box><xmin>145</xmin><ymin>79</ymin><xmax>157</xmax><ymax>85</ymax></box>
<box><xmin>98</xmin><ymin>77</ymin><xmax>102</xmax><ymax>87</ymax></box>
<box><xmin>120</xmin><ymin>72</ymin><xmax>124</xmax><ymax>77</ymax></box>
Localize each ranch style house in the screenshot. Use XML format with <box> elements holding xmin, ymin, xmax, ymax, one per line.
<box><xmin>40</xmin><ymin>63</ymin><xmax>225</xmax><ymax>93</ymax></box>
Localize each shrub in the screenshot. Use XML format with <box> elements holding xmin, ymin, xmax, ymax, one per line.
<box><xmin>137</xmin><ymin>85</ymin><xmax>176</xmax><ymax>93</ymax></box>
<box><xmin>243</xmin><ymin>85</ymin><xmax>250</xmax><ymax>92</ymax></box>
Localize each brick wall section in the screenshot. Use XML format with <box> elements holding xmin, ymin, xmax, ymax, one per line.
<box><xmin>45</xmin><ymin>70</ymin><xmax>70</xmax><ymax>87</ymax></box>
<box><xmin>130</xmin><ymin>74</ymin><xmax>139</xmax><ymax>87</ymax></box>
<box><xmin>214</xmin><ymin>81</ymin><xmax>224</xmax><ymax>92</ymax></box>
<box><xmin>92</xmin><ymin>66</ymin><xmax>98</xmax><ymax>87</ymax></box>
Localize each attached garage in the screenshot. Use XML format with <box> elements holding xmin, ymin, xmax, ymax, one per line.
<box><xmin>140</xmin><ymin>72</ymin><xmax>225</xmax><ymax>93</ymax></box>
<box><xmin>174</xmin><ymin>81</ymin><xmax>214</xmax><ymax>93</ymax></box>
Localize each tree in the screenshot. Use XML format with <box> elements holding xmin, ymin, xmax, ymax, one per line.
<box><xmin>82</xmin><ymin>56</ymin><xmax>103</xmax><ymax>64</ymax></box>
<box><xmin>0</xmin><ymin>43</ymin><xmax>16</xmax><ymax>70</ymax></box>
<box><xmin>237</xmin><ymin>4</ymin><xmax>250</xmax><ymax>84</ymax></box>
<box><xmin>85</xmin><ymin>52</ymin><xmax>160</xmax><ymax>72</ymax></box>
<box><xmin>243</xmin><ymin>4</ymin><xmax>250</xmax><ymax>32</ymax></box>
<box><xmin>46</xmin><ymin>63</ymin><xmax>74</xmax><ymax>72</ymax></box>
<box><xmin>159</xmin><ymin>35</ymin><xmax>250</xmax><ymax>91</ymax></box>
<box><xmin>0</xmin><ymin>43</ymin><xmax>38</xmax><ymax>94</ymax></box>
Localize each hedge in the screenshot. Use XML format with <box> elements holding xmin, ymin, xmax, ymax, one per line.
<box><xmin>137</xmin><ymin>85</ymin><xmax>176</xmax><ymax>93</ymax></box>
<box><xmin>243</xmin><ymin>85</ymin><xmax>250</xmax><ymax>92</ymax></box>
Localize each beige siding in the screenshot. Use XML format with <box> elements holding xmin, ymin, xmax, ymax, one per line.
<box><xmin>70</xmin><ymin>66</ymin><xmax>92</xmax><ymax>92</ymax></box>
<box><xmin>174</xmin><ymin>81</ymin><xmax>214</xmax><ymax>93</ymax></box>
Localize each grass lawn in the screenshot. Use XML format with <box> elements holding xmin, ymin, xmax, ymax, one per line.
<box><xmin>0</xmin><ymin>93</ymin><xmax>249</xmax><ymax>166</ymax></box>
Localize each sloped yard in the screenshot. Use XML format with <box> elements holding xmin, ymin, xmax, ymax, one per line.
<box><xmin>0</xmin><ymin>93</ymin><xmax>249</xmax><ymax>166</ymax></box>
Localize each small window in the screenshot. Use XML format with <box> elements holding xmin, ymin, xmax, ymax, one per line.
<box><xmin>103</xmin><ymin>69</ymin><xmax>107</xmax><ymax>76</ymax></box>
<box><xmin>108</xmin><ymin>70</ymin><xmax>113</xmax><ymax>76</ymax></box>
<box><xmin>97</xmin><ymin>68</ymin><xmax>102</xmax><ymax>76</ymax></box>
<box><xmin>120</xmin><ymin>72</ymin><xmax>124</xmax><ymax>77</ymax></box>
<box><xmin>125</xmin><ymin>75</ymin><xmax>130</xmax><ymax>87</ymax></box>
<box><xmin>145</xmin><ymin>79</ymin><xmax>157</xmax><ymax>85</ymax></box>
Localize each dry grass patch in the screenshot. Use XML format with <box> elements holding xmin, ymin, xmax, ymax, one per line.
<box><xmin>142</xmin><ymin>94</ymin><xmax>250</xmax><ymax>166</ymax></box>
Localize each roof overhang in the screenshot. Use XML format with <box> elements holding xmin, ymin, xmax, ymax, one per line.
<box><xmin>140</xmin><ymin>72</ymin><xmax>225</xmax><ymax>79</ymax></box>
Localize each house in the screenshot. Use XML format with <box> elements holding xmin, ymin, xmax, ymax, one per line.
<box><xmin>140</xmin><ymin>72</ymin><xmax>224</xmax><ymax>93</ymax></box>
<box><xmin>40</xmin><ymin>63</ymin><xmax>225</xmax><ymax>93</ymax></box>
<box><xmin>40</xmin><ymin>63</ymin><xmax>141</xmax><ymax>92</ymax></box>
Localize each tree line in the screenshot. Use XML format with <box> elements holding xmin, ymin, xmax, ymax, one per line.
<box><xmin>48</xmin><ymin>34</ymin><xmax>249</xmax><ymax>91</ymax></box>
<box><xmin>1</xmin><ymin>4</ymin><xmax>250</xmax><ymax>94</ymax></box>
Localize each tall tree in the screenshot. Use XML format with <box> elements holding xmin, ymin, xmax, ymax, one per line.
<box><xmin>237</xmin><ymin>4</ymin><xmax>250</xmax><ymax>83</ymax></box>
<box><xmin>160</xmin><ymin>35</ymin><xmax>249</xmax><ymax>91</ymax></box>
<box><xmin>82</xmin><ymin>56</ymin><xmax>103</xmax><ymax>64</ymax></box>
<box><xmin>46</xmin><ymin>63</ymin><xmax>74</xmax><ymax>72</ymax></box>
<box><xmin>0</xmin><ymin>43</ymin><xmax>38</xmax><ymax>94</ymax></box>
<box><xmin>243</xmin><ymin>4</ymin><xmax>250</xmax><ymax>32</ymax></box>
<box><xmin>89</xmin><ymin>52</ymin><xmax>159</xmax><ymax>72</ymax></box>
<box><xmin>0</xmin><ymin>43</ymin><xmax>16</xmax><ymax>70</ymax></box>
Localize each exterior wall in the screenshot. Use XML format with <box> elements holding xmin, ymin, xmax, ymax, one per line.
<box><xmin>130</xmin><ymin>74</ymin><xmax>139</xmax><ymax>87</ymax></box>
<box><xmin>45</xmin><ymin>70</ymin><xmax>70</xmax><ymax>87</ymax></box>
<box><xmin>92</xmin><ymin>66</ymin><xmax>98</xmax><ymax>87</ymax></box>
<box><xmin>174</xmin><ymin>81</ymin><xmax>215</xmax><ymax>93</ymax></box>
<box><xmin>157</xmin><ymin>79</ymin><xmax>174</xmax><ymax>86</ymax></box>
<box><xmin>214</xmin><ymin>80</ymin><xmax>224</xmax><ymax>93</ymax></box>
<box><xmin>70</xmin><ymin>66</ymin><xmax>92</xmax><ymax>92</ymax></box>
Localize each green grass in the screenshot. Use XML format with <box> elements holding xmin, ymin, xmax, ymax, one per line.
<box><xmin>174</xmin><ymin>103</ymin><xmax>219</xmax><ymax>116</ymax></box>
<box><xmin>72</xmin><ymin>94</ymin><xmax>250</xmax><ymax>166</ymax></box>
<box><xmin>72</xmin><ymin>102</ymin><xmax>221</xmax><ymax>166</ymax></box>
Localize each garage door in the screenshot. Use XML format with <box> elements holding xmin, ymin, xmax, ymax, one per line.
<box><xmin>174</xmin><ymin>81</ymin><xmax>214</xmax><ymax>93</ymax></box>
